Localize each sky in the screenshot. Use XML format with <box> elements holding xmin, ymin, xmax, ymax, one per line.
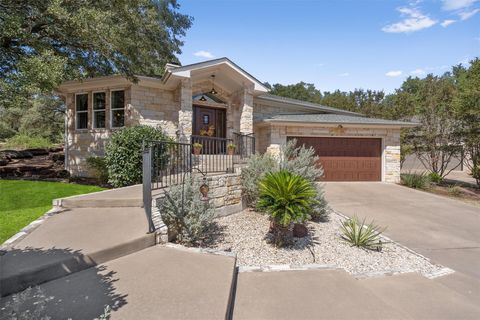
<box><xmin>176</xmin><ymin>0</ymin><xmax>479</xmax><ymax>93</ymax></box>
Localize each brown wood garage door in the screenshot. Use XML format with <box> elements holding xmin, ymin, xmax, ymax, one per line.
<box><xmin>288</xmin><ymin>137</ymin><xmax>382</xmax><ymax>181</ymax></box>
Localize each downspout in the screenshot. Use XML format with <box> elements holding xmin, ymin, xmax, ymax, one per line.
<box><xmin>64</xmin><ymin>96</ymin><xmax>69</xmax><ymax>173</ymax></box>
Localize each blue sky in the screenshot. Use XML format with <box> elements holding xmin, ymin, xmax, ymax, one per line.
<box><xmin>177</xmin><ymin>0</ymin><xmax>479</xmax><ymax>93</ymax></box>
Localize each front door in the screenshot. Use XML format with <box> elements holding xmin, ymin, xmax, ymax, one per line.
<box><xmin>193</xmin><ymin>105</ymin><xmax>226</xmax><ymax>153</ymax></box>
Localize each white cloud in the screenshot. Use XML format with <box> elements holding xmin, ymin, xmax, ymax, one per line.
<box><xmin>442</xmin><ymin>0</ymin><xmax>477</xmax><ymax>11</ymax></box>
<box><xmin>386</xmin><ymin>70</ymin><xmax>403</xmax><ymax>77</ymax></box>
<box><xmin>193</xmin><ymin>50</ymin><xmax>214</xmax><ymax>59</ymax></box>
<box><xmin>458</xmin><ymin>8</ymin><xmax>480</xmax><ymax>19</ymax></box>
<box><xmin>441</xmin><ymin>19</ymin><xmax>456</xmax><ymax>26</ymax></box>
<box><xmin>338</xmin><ymin>72</ymin><xmax>350</xmax><ymax>77</ymax></box>
<box><xmin>382</xmin><ymin>7</ymin><xmax>437</xmax><ymax>33</ymax></box>
<box><xmin>411</xmin><ymin>68</ymin><xmax>426</xmax><ymax>75</ymax></box>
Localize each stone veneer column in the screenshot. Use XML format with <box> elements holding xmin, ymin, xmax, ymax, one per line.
<box><xmin>384</xmin><ymin>129</ymin><xmax>401</xmax><ymax>183</ymax></box>
<box><xmin>239</xmin><ymin>84</ymin><xmax>254</xmax><ymax>134</ymax></box>
<box><xmin>178</xmin><ymin>78</ymin><xmax>193</xmax><ymax>143</ymax></box>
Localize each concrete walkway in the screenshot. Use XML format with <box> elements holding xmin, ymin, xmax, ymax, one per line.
<box><xmin>234</xmin><ymin>270</ymin><xmax>480</xmax><ymax>319</ymax></box>
<box><xmin>0</xmin><ymin>246</ymin><xmax>236</xmax><ymax>320</ymax></box>
<box><xmin>324</xmin><ymin>182</ymin><xmax>480</xmax><ymax>306</ymax></box>
<box><xmin>0</xmin><ymin>206</ymin><xmax>155</xmax><ymax>297</ymax></box>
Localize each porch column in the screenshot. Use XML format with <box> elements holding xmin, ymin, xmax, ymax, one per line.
<box><xmin>178</xmin><ymin>78</ymin><xmax>193</xmax><ymax>143</ymax></box>
<box><xmin>239</xmin><ymin>84</ymin><xmax>254</xmax><ymax>135</ymax></box>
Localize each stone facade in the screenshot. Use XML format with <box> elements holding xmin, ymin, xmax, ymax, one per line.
<box><xmin>255</xmin><ymin>124</ymin><xmax>401</xmax><ymax>183</ymax></box>
<box><xmin>205</xmin><ymin>171</ymin><xmax>243</xmax><ymax>216</ymax></box>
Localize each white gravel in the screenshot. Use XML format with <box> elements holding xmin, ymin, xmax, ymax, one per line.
<box><xmin>208</xmin><ymin>210</ymin><xmax>448</xmax><ymax>277</ymax></box>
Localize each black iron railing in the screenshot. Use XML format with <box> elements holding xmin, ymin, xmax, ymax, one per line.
<box><xmin>191</xmin><ymin>135</ymin><xmax>234</xmax><ymax>174</ymax></box>
<box><xmin>233</xmin><ymin>132</ymin><xmax>255</xmax><ymax>159</ymax></box>
<box><xmin>142</xmin><ymin>134</ymin><xmax>255</xmax><ymax>233</ymax></box>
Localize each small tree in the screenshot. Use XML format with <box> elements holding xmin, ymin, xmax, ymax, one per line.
<box><xmin>402</xmin><ymin>75</ymin><xmax>462</xmax><ymax>177</ymax></box>
<box><xmin>454</xmin><ymin>59</ymin><xmax>480</xmax><ymax>187</ymax></box>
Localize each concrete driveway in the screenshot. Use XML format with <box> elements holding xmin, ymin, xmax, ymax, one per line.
<box><xmin>324</xmin><ymin>182</ymin><xmax>480</xmax><ymax>304</ymax></box>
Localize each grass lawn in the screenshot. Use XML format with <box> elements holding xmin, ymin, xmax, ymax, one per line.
<box><xmin>0</xmin><ymin>180</ymin><xmax>105</xmax><ymax>244</ymax></box>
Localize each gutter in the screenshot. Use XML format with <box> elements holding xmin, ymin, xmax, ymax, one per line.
<box><xmin>259</xmin><ymin>119</ymin><xmax>420</xmax><ymax>128</ymax></box>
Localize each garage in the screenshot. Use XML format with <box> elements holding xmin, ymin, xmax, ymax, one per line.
<box><xmin>288</xmin><ymin>137</ymin><xmax>382</xmax><ymax>181</ymax></box>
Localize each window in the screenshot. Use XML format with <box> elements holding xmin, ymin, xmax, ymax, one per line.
<box><xmin>75</xmin><ymin>93</ymin><xmax>88</xmax><ymax>129</ymax></box>
<box><xmin>93</xmin><ymin>92</ymin><xmax>106</xmax><ymax>128</ymax></box>
<box><xmin>111</xmin><ymin>90</ymin><xmax>125</xmax><ymax>128</ymax></box>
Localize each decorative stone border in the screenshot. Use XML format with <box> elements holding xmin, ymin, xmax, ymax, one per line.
<box><xmin>164</xmin><ymin>243</ymin><xmax>237</xmax><ymax>259</ymax></box>
<box><xmin>0</xmin><ymin>207</ymin><xmax>64</xmax><ymax>250</ymax></box>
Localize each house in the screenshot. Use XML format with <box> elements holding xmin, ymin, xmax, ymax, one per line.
<box><xmin>56</xmin><ymin>58</ymin><xmax>416</xmax><ymax>183</ymax></box>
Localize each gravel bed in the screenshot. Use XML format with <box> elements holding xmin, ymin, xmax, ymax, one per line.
<box><xmin>208</xmin><ymin>210</ymin><xmax>447</xmax><ymax>277</ymax></box>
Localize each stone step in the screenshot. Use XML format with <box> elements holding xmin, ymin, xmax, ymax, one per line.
<box><xmin>0</xmin><ymin>245</ymin><xmax>237</xmax><ymax>320</ymax></box>
<box><xmin>0</xmin><ymin>207</ymin><xmax>155</xmax><ymax>297</ymax></box>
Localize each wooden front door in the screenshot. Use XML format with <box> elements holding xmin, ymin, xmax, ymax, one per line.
<box><xmin>289</xmin><ymin>137</ymin><xmax>382</xmax><ymax>181</ymax></box>
<box><xmin>193</xmin><ymin>106</ymin><xmax>226</xmax><ymax>138</ymax></box>
<box><xmin>193</xmin><ymin>105</ymin><xmax>226</xmax><ymax>153</ymax></box>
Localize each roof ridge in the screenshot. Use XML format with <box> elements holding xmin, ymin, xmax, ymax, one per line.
<box><xmin>257</xmin><ymin>94</ymin><xmax>364</xmax><ymax>116</ymax></box>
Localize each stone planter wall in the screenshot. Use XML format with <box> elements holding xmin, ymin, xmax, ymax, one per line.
<box><xmin>206</xmin><ymin>171</ymin><xmax>243</xmax><ymax>217</ymax></box>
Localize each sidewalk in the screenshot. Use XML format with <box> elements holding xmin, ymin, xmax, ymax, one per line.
<box><xmin>0</xmin><ymin>246</ymin><xmax>236</xmax><ymax>320</ymax></box>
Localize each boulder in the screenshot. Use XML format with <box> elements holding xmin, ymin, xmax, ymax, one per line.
<box><xmin>0</xmin><ymin>150</ymin><xmax>33</xmax><ymax>159</ymax></box>
<box><xmin>25</xmin><ymin>148</ymin><xmax>49</xmax><ymax>156</ymax></box>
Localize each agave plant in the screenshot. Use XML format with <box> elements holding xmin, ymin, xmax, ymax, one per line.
<box><xmin>258</xmin><ymin>170</ymin><xmax>317</xmax><ymax>226</ymax></box>
<box><xmin>340</xmin><ymin>216</ymin><xmax>386</xmax><ymax>251</ymax></box>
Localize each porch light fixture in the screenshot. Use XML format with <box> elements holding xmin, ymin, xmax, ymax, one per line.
<box><xmin>210</xmin><ymin>75</ymin><xmax>218</xmax><ymax>95</ymax></box>
<box><xmin>199</xmin><ymin>95</ymin><xmax>207</xmax><ymax>101</ymax></box>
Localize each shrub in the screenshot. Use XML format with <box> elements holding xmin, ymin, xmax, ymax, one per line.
<box><xmin>279</xmin><ymin>139</ymin><xmax>324</xmax><ymax>182</ymax></box>
<box><xmin>340</xmin><ymin>216</ymin><xmax>385</xmax><ymax>251</ymax></box>
<box><xmin>105</xmin><ymin>125</ymin><xmax>168</xmax><ymax>187</ymax></box>
<box><xmin>159</xmin><ymin>177</ymin><xmax>215</xmax><ymax>245</ymax></box>
<box><xmin>4</xmin><ymin>134</ymin><xmax>52</xmax><ymax>149</ymax></box>
<box><xmin>447</xmin><ymin>185</ymin><xmax>462</xmax><ymax>197</ymax></box>
<box><xmin>401</xmin><ymin>172</ymin><xmax>431</xmax><ymax>190</ymax></box>
<box><xmin>310</xmin><ymin>185</ymin><xmax>330</xmax><ymax>221</ymax></box>
<box><xmin>428</xmin><ymin>172</ymin><xmax>443</xmax><ymax>184</ymax></box>
<box><xmin>257</xmin><ymin>170</ymin><xmax>317</xmax><ymax>246</ymax></box>
<box><xmin>86</xmin><ymin>156</ymin><xmax>109</xmax><ymax>185</ymax></box>
<box><xmin>241</xmin><ymin>153</ymin><xmax>277</xmax><ymax>207</ymax></box>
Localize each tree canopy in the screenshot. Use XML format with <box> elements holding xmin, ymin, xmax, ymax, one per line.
<box><xmin>0</xmin><ymin>0</ymin><xmax>193</xmax><ymax>109</ymax></box>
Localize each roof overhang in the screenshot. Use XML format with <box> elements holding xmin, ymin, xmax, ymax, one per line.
<box><xmin>256</xmin><ymin>95</ymin><xmax>364</xmax><ymax>116</ymax></box>
<box><xmin>162</xmin><ymin>57</ymin><xmax>269</xmax><ymax>95</ymax></box>
<box><xmin>56</xmin><ymin>75</ymin><xmax>165</xmax><ymax>95</ymax></box>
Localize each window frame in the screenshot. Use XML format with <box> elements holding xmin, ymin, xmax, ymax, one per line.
<box><xmin>75</xmin><ymin>92</ymin><xmax>89</xmax><ymax>130</ymax></box>
<box><xmin>92</xmin><ymin>91</ymin><xmax>107</xmax><ymax>129</ymax></box>
<box><xmin>110</xmin><ymin>89</ymin><xmax>126</xmax><ymax>129</ymax></box>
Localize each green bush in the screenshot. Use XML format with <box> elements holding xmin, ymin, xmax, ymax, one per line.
<box><xmin>241</xmin><ymin>140</ymin><xmax>330</xmax><ymax>220</ymax></box>
<box><xmin>0</xmin><ymin>122</ymin><xmax>15</xmax><ymax>140</ymax></box>
<box><xmin>428</xmin><ymin>172</ymin><xmax>444</xmax><ymax>184</ymax></box>
<box><xmin>257</xmin><ymin>170</ymin><xmax>317</xmax><ymax>246</ymax></box>
<box><xmin>105</xmin><ymin>125</ymin><xmax>168</xmax><ymax>188</ymax></box>
<box><xmin>401</xmin><ymin>172</ymin><xmax>431</xmax><ymax>190</ymax></box>
<box><xmin>86</xmin><ymin>156</ymin><xmax>109</xmax><ymax>185</ymax></box>
<box><xmin>340</xmin><ymin>216</ymin><xmax>385</xmax><ymax>251</ymax></box>
<box><xmin>4</xmin><ymin>134</ymin><xmax>53</xmax><ymax>150</ymax></box>
<box><xmin>241</xmin><ymin>153</ymin><xmax>277</xmax><ymax>207</ymax></box>
<box><xmin>159</xmin><ymin>177</ymin><xmax>215</xmax><ymax>245</ymax></box>
<box><xmin>280</xmin><ymin>139</ymin><xmax>324</xmax><ymax>182</ymax></box>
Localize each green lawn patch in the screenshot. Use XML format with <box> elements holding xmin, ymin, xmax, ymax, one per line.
<box><xmin>0</xmin><ymin>180</ymin><xmax>105</xmax><ymax>244</ymax></box>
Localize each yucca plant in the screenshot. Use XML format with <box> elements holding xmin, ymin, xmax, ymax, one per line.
<box><xmin>340</xmin><ymin>216</ymin><xmax>386</xmax><ymax>251</ymax></box>
<box><xmin>257</xmin><ymin>170</ymin><xmax>317</xmax><ymax>246</ymax></box>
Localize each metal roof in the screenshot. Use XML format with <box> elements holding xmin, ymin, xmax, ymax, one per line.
<box><xmin>263</xmin><ymin>113</ymin><xmax>419</xmax><ymax>127</ymax></box>
<box><xmin>256</xmin><ymin>94</ymin><xmax>364</xmax><ymax>116</ymax></box>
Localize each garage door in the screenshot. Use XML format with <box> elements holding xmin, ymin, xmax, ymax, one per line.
<box><xmin>288</xmin><ymin>137</ymin><xmax>382</xmax><ymax>181</ymax></box>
